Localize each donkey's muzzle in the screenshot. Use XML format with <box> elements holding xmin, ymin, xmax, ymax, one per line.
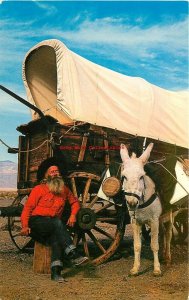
<box><xmin>124</xmin><ymin>192</ymin><xmax>141</xmax><ymax>201</ymax></box>
<box><xmin>124</xmin><ymin>192</ymin><xmax>140</xmax><ymax>210</ymax></box>
<box><xmin>127</xmin><ymin>202</ymin><xmax>139</xmax><ymax>210</ymax></box>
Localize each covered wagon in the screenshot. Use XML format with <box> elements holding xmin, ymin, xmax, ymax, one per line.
<box><xmin>1</xmin><ymin>39</ymin><xmax>188</xmax><ymax>264</ymax></box>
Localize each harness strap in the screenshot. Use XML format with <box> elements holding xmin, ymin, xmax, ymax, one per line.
<box><xmin>138</xmin><ymin>193</ymin><xmax>157</xmax><ymax>209</ymax></box>
<box><xmin>124</xmin><ymin>192</ymin><xmax>141</xmax><ymax>201</ymax></box>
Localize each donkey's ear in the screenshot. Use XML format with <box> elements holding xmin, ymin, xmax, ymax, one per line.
<box><xmin>120</xmin><ymin>144</ymin><xmax>130</xmax><ymax>163</ymax></box>
<box><xmin>139</xmin><ymin>143</ymin><xmax>154</xmax><ymax>164</ymax></box>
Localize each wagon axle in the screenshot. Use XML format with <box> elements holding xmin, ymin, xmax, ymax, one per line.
<box><xmin>77</xmin><ymin>208</ymin><xmax>97</xmax><ymax>230</ymax></box>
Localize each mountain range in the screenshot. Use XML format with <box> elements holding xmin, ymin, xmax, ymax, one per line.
<box><xmin>0</xmin><ymin>160</ymin><xmax>17</xmax><ymax>189</ymax></box>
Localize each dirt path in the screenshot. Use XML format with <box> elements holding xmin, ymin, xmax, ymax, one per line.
<box><xmin>0</xmin><ymin>196</ymin><xmax>188</xmax><ymax>300</ymax></box>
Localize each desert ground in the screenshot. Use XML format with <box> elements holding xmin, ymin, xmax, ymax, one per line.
<box><xmin>0</xmin><ymin>192</ymin><xmax>188</xmax><ymax>300</ymax></box>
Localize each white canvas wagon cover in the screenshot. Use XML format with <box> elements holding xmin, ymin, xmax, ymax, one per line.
<box><xmin>22</xmin><ymin>39</ymin><xmax>189</xmax><ymax>148</ymax></box>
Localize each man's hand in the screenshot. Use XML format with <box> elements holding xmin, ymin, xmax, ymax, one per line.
<box><xmin>67</xmin><ymin>214</ymin><xmax>76</xmax><ymax>227</ymax></box>
<box><xmin>20</xmin><ymin>227</ymin><xmax>31</xmax><ymax>236</ymax></box>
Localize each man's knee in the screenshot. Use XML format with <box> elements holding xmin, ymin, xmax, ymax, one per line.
<box><xmin>53</xmin><ymin>218</ymin><xmax>66</xmax><ymax>231</ymax></box>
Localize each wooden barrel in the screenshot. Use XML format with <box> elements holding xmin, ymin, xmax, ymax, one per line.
<box><xmin>102</xmin><ymin>176</ymin><xmax>121</xmax><ymax>197</ymax></box>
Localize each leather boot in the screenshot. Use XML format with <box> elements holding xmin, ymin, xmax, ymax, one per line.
<box><xmin>51</xmin><ymin>266</ymin><xmax>65</xmax><ymax>283</ymax></box>
<box><xmin>68</xmin><ymin>250</ymin><xmax>89</xmax><ymax>266</ymax></box>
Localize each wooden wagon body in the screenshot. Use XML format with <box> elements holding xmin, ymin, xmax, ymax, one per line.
<box><xmin>16</xmin><ymin>116</ymin><xmax>188</xmax><ymax>193</ymax></box>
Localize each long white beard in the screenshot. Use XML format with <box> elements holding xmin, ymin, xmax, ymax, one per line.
<box><xmin>47</xmin><ymin>176</ymin><xmax>64</xmax><ymax>195</ymax></box>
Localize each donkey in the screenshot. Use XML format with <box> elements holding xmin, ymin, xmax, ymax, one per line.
<box><xmin>120</xmin><ymin>143</ymin><xmax>172</xmax><ymax>276</ymax></box>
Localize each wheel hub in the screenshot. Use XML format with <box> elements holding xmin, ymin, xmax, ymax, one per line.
<box><xmin>77</xmin><ymin>208</ymin><xmax>96</xmax><ymax>230</ymax></box>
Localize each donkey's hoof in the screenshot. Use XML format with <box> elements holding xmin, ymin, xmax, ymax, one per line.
<box><xmin>130</xmin><ymin>269</ymin><xmax>139</xmax><ymax>276</ymax></box>
<box><xmin>165</xmin><ymin>260</ymin><xmax>171</xmax><ymax>267</ymax></box>
<box><xmin>153</xmin><ymin>270</ymin><xmax>161</xmax><ymax>276</ymax></box>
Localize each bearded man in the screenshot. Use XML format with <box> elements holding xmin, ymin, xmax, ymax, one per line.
<box><xmin>21</xmin><ymin>158</ymin><xmax>88</xmax><ymax>282</ymax></box>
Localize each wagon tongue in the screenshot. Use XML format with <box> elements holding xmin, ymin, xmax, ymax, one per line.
<box><xmin>0</xmin><ymin>85</ymin><xmax>51</xmax><ymax>133</ymax></box>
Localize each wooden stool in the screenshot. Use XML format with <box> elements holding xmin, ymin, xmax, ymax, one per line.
<box><xmin>33</xmin><ymin>242</ymin><xmax>51</xmax><ymax>274</ymax></box>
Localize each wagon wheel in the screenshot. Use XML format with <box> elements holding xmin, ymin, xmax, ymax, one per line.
<box><xmin>8</xmin><ymin>195</ymin><xmax>34</xmax><ymax>252</ymax></box>
<box><xmin>173</xmin><ymin>208</ymin><xmax>188</xmax><ymax>243</ymax></box>
<box><xmin>68</xmin><ymin>172</ymin><xmax>126</xmax><ymax>265</ymax></box>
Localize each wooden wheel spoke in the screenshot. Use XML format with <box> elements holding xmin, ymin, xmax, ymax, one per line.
<box><xmin>82</xmin><ymin>233</ymin><xmax>90</xmax><ymax>257</ymax></box>
<box><xmin>72</xmin><ymin>232</ymin><xmax>79</xmax><ymax>246</ymax></box>
<box><xmin>71</xmin><ymin>177</ymin><xmax>78</xmax><ymax>198</ymax></box>
<box><xmin>88</xmin><ymin>194</ymin><xmax>99</xmax><ymax>208</ymax></box>
<box><xmin>95</xmin><ymin>202</ymin><xmax>114</xmax><ymax>213</ymax></box>
<box><xmin>87</xmin><ymin>230</ymin><xmax>106</xmax><ymax>254</ymax></box>
<box><xmin>96</xmin><ymin>217</ymin><xmax>117</xmax><ymax>222</ymax></box>
<box><xmin>82</xmin><ymin>178</ymin><xmax>92</xmax><ymax>204</ymax></box>
<box><xmin>12</xmin><ymin>233</ymin><xmax>22</xmax><ymax>238</ymax></box>
<box><xmin>93</xmin><ymin>226</ymin><xmax>114</xmax><ymax>240</ymax></box>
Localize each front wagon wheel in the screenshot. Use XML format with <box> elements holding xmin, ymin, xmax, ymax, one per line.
<box><xmin>68</xmin><ymin>172</ymin><xmax>126</xmax><ymax>265</ymax></box>
<box><xmin>8</xmin><ymin>195</ymin><xmax>34</xmax><ymax>252</ymax></box>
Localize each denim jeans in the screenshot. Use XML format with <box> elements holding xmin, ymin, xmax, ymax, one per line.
<box><xmin>29</xmin><ymin>216</ymin><xmax>76</xmax><ymax>268</ymax></box>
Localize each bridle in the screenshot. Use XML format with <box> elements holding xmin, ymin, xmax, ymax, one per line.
<box><xmin>121</xmin><ymin>175</ymin><xmax>146</xmax><ymax>202</ymax></box>
<box><xmin>121</xmin><ymin>175</ymin><xmax>157</xmax><ymax>211</ymax></box>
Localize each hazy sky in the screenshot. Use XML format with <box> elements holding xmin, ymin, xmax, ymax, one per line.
<box><xmin>0</xmin><ymin>0</ymin><xmax>188</xmax><ymax>162</ymax></box>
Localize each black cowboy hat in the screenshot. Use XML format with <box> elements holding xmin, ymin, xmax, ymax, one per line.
<box><xmin>37</xmin><ymin>156</ymin><xmax>67</xmax><ymax>182</ymax></box>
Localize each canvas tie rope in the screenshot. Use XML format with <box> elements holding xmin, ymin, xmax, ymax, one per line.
<box><xmin>57</xmin><ymin>122</ymin><xmax>87</xmax><ymax>145</ymax></box>
<box><xmin>0</xmin><ymin>135</ymin><xmax>53</xmax><ymax>153</ymax></box>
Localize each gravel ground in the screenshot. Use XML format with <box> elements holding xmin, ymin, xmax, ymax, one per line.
<box><xmin>0</xmin><ymin>195</ymin><xmax>188</xmax><ymax>300</ymax></box>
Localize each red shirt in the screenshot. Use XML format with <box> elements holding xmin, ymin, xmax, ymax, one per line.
<box><xmin>21</xmin><ymin>184</ymin><xmax>80</xmax><ymax>228</ymax></box>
